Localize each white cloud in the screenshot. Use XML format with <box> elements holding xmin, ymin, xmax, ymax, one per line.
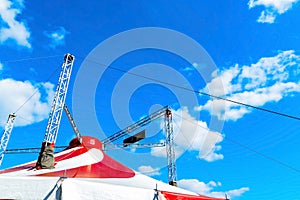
<box><xmin>45</xmin><ymin>27</ymin><xmax>69</xmax><ymax>48</ymax></box>
<box><xmin>248</xmin><ymin>0</ymin><xmax>299</xmax><ymax>23</ymax></box>
<box><xmin>223</xmin><ymin>187</ymin><xmax>250</xmax><ymax>199</ymax></box>
<box><xmin>138</xmin><ymin>165</ymin><xmax>161</xmax><ymax>176</ymax></box>
<box><xmin>192</xmin><ymin>63</ymin><xmax>200</xmax><ymax>68</ymax></box>
<box><xmin>0</xmin><ymin>0</ymin><xmax>31</xmax><ymax>48</ymax></box>
<box><xmin>257</xmin><ymin>10</ymin><xmax>276</xmax><ymax>23</ymax></box>
<box><xmin>197</xmin><ymin>50</ymin><xmax>300</xmax><ymax>121</ymax></box>
<box><xmin>249</xmin><ymin>0</ymin><xmax>299</xmax><ymax>13</ymax></box>
<box><xmin>177</xmin><ymin>179</ymin><xmax>249</xmax><ymax>199</ymax></box>
<box><xmin>0</xmin><ymin>78</ymin><xmax>54</xmax><ymax>127</ymax></box>
<box><xmin>151</xmin><ymin>107</ymin><xmax>224</xmax><ymax>162</ymax></box>
<box><xmin>181</xmin><ymin>63</ymin><xmax>205</xmax><ymax>77</ymax></box>
<box><xmin>181</xmin><ymin>66</ymin><xmax>194</xmax><ymax>72</ymax></box>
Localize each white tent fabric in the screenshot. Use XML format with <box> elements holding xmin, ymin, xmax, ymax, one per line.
<box><xmin>0</xmin><ymin>137</ymin><xmax>222</xmax><ymax>200</ymax></box>
<box><xmin>0</xmin><ymin>176</ymin><xmax>61</xmax><ymax>199</ymax></box>
<box><xmin>61</xmin><ymin>178</ymin><xmax>156</xmax><ymax>200</ymax></box>
<box><xmin>0</xmin><ymin>176</ymin><xmax>163</xmax><ymax>200</ymax></box>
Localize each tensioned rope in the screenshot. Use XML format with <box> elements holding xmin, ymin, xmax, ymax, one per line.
<box><xmin>172</xmin><ymin>112</ymin><xmax>300</xmax><ymax>174</ymax></box>
<box><xmin>3</xmin><ymin>55</ymin><xmax>300</xmax><ymax>174</ymax></box>
<box><xmin>8</xmin><ymin>55</ymin><xmax>299</xmax><ymax>123</ymax></box>
<box><xmin>14</xmin><ymin>64</ymin><xmax>61</xmax><ymax>114</ymax></box>
<box><xmin>80</xmin><ymin>57</ymin><xmax>300</xmax><ymax>121</ymax></box>
<box><xmin>1</xmin><ymin>55</ymin><xmax>61</xmax><ymax>63</ymax></box>
<box><xmin>79</xmin><ymin>57</ymin><xmax>300</xmax><ymax>174</ymax></box>
<box><xmin>0</xmin><ymin>55</ymin><xmax>62</xmax><ymax>114</ymax></box>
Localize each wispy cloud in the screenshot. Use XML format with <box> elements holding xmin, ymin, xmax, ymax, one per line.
<box><xmin>44</xmin><ymin>26</ymin><xmax>69</xmax><ymax>49</ymax></box>
<box><xmin>196</xmin><ymin>50</ymin><xmax>300</xmax><ymax>121</ymax></box>
<box><xmin>177</xmin><ymin>179</ymin><xmax>249</xmax><ymax>199</ymax></box>
<box><xmin>248</xmin><ymin>0</ymin><xmax>299</xmax><ymax>23</ymax></box>
<box><xmin>181</xmin><ymin>66</ymin><xmax>194</xmax><ymax>72</ymax></box>
<box><xmin>151</xmin><ymin>107</ymin><xmax>224</xmax><ymax>162</ymax></box>
<box><xmin>0</xmin><ymin>0</ymin><xmax>31</xmax><ymax>48</ymax></box>
<box><xmin>138</xmin><ymin>165</ymin><xmax>161</xmax><ymax>176</ymax></box>
<box><xmin>0</xmin><ymin>78</ymin><xmax>54</xmax><ymax>127</ymax></box>
<box><xmin>180</xmin><ymin>62</ymin><xmax>205</xmax><ymax>76</ymax></box>
<box><xmin>182</xmin><ymin>63</ymin><xmax>203</xmax><ymax>72</ymax></box>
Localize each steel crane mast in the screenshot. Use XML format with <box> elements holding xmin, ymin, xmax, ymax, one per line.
<box><xmin>0</xmin><ymin>113</ymin><xmax>16</xmax><ymax>166</ymax></box>
<box><xmin>63</xmin><ymin>104</ymin><xmax>82</xmax><ymax>143</ymax></box>
<box><xmin>102</xmin><ymin>106</ymin><xmax>170</xmax><ymax>144</ymax></box>
<box><xmin>44</xmin><ymin>54</ymin><xmax>75</xmax><ymax>144</ymax></box>
<box><xmin>101</xmin><ymin>106</ymin><xmax>177</xmax><ymax>186</ymax></box>
<box><xmin>36</xmin><ymin>54</ymin><xmax>74</xmax><ymax>169</ymax></box>
<box><xmin>165</xmin><ymin>109</ymin><xmax>177</xmax><ymax>186</ymax></box>
<box><xmin>103</xmin><ymin>142</ymin><xmax>165</xmax><ymax>151</ymax></box>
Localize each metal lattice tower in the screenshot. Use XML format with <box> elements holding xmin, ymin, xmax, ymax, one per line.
<box><xmin>101</xmin><ymin>106</ymin><xmax>177</xmax><ymax>186</ymax></box>
<box><xmin>63</xmin><ymin>104</ymin><xmax>82</xmax><ymax>143</ymax></box>
<box><xmin>102</xmin><ymin>106</ymin><xmax>169</xmax><ymax>145</ymax></box>
<box><xmin>0</xmin><ymin>113</ymin><xmax>16</xmax><ymax>166</ymax></box>
<box><xmin>44</xmin><ymin>54</ymin><xmax>75</xmax><ymax>144</ymax></box>
<box><xmin>165</xmin><ymin>108</ymin><xmax>177</xmax><ymax>186</ymax></box>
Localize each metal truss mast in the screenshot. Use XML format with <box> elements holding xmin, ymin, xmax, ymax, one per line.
<box><xmin>0</xmin><ymin>113</ymin><xmax>16</xmax><ymax>166</ymax></box>
<box><xmin>36</xmin><ymin>54</ymin><xmax>74</xmax><ymax>169</ymax></box>
<box><xmin>102</xmin><ymin>106</ymin><xmax>177</xmax><ymax>186</ymax></box>
<box><xmin>44</xmin><ymin>54</ymin><xmax>75</xmax><ymax>144</ymax></box>
<box><xmin>165</xmin><ymin>109</ymin><xmax>177</xmax><ymax>186</ymax></box>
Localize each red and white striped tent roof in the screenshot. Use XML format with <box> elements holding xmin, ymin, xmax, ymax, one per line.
<box><xmin>0</xmin><ymin>136</ymin><xmax>226</xmax><ymax>200</ymax></box>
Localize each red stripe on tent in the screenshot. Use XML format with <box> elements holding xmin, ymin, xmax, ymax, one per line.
<box><xmin>160</xmin><ymin>191</ymin><xmax>226</xmax><ymax>200</ymax></box>
<box><xmin>0</xmin><ymin>164</ymin><xmax>34</xmax><ymax>174</ymax></box>
<box><xmin>35</xmin><ymin>152</ymin><xmax>135</xmax><ymax>178</ymax></box>
<box><xmin>35</xmin><ymin>136</ymin><xmax>135</xmax><ymax>178</ymax></box>
<box><xmin>0</xmin><ymin>136</ymin><xmax>135</xmax><ymax>178</ymax></box>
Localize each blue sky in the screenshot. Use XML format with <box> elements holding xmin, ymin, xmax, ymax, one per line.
<box><xmin>1</xmin><ymin>0</ymin><xmax>300</xmax><ymax>199</ymax></box>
